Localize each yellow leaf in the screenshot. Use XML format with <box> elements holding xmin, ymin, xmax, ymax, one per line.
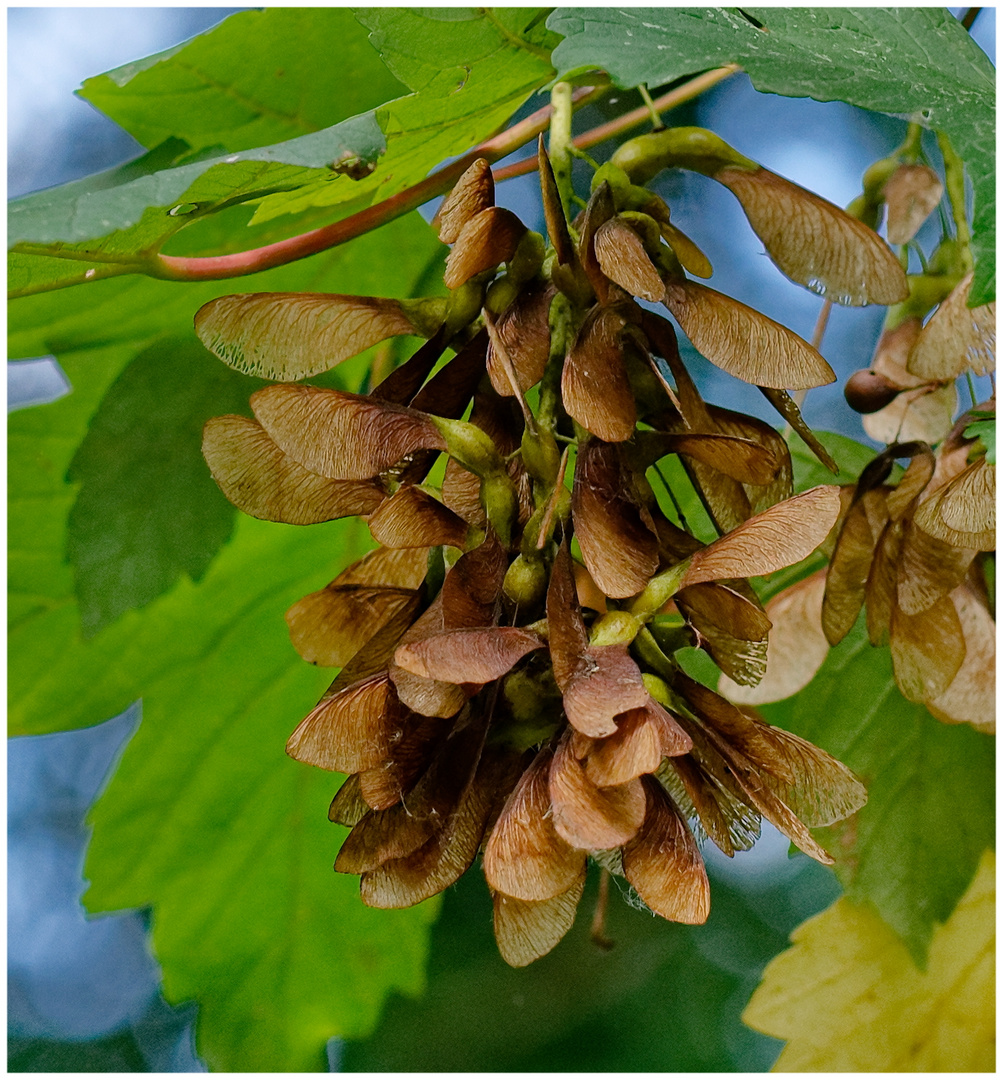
<box><xmin>743</xmin><ymin>850</ymin><xmax>995</xmax><ymax>1071</ymax></box>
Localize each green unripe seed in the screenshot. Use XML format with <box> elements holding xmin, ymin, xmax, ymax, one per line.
<box><xmin>507</xmin><ymin>230</ymin><xmax>546</xmax><ymax>287</ymax></box>
<box><xmin>485</xmin><ymin>274</ymin><xmax>520</xmax><ymax>316</ymax></box>
<box><xmin>433</xmin><ymin>416</ymin><xmax>505</xmax><ymax>478</ymax></box>
<box><xmin>521</xmin><ymin>426</ymin><xmax>561</xmax><ymax>488</ymax></box>
<box><xmin>444</xmin><ymin>275</ymin><xmax>488</xmax><ymax>337</ymax></box>
<box><xmin>400</xmin><ymin>296</ymin><xmax>450</xmax><ymax>338</ymax></box>
<box><xmin>589</xmin><ymin>609</ymin><xmax>643</xmax><ymax>646</ymax></box>
<box><xmin>481</xmin><ymin>473</ymin><xmax>519</xmax><ymax>548</ymax></box>
<box><xmin>591</xmin><ymin>162</ymin><xmax>632</xmax><ymax>202</ymax></box>
<box><xmin>503</xmin><ymin>553</ymin><xmax>548</xmax><ymax>607</ymax></box>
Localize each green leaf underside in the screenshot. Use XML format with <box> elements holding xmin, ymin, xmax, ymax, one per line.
<box><xmin>549</xmin><ymin>7</ymin><xmax>995</xmax><ymax>306</ymax></box>
<box><xmin>79</xmin><ymin>511</ymin><xmax>437</xmax><ymax>1071</ymax></box>
<box><xmin>10</xmin><ymin>9</ymin><xmax>554</xmax><ymax>296</ymax></box>
<box><xmin>342</xmin><ymin>860</ymin><xmax>840</xmax><ymax>1071</ymax></box>
<box><xmin>247</xmin><ymin>8</ymin><xmax>556</xmax><ymax>224</ymax></box>
<box><xmin>756</xmin><ymin>615</ymin><xmax>995</xmax><ymax>966</ymax></box>
<box><xmin>78</xmin><ymin>9</ymin><xmax>409</xmax><ymax>155</ymax></box>
<box><xmin>66</xmin><ymin>337</ymin><xmax>267</xmax><ymax>637</ymax></box>
<box><xmin>10</xmin><ymin>209</ymin><xmax>444</xmax><ymax>719</ymax></box>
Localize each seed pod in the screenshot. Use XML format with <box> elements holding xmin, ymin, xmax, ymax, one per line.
<box><xmin>844</xmin><ymin>369</ymin><xmax>902</xmax><ymax>413</ymax></box>
<box><xmin>435</xmin><ymin>158</ymin><xmax>494</xmax><ymax>243</ymax></box>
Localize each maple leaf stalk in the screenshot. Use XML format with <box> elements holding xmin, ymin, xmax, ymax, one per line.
<box><xmin>144</xmin><ymin>67</ymin><xmax>739</xmax><ymax>285</ymax></box>
<box><xmin>151</xmin><ymin>87</ymin><xmax>605</xmax><ymax>284</ymax></box>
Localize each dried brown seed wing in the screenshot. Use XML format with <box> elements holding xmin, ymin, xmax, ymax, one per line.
<box><xmin>698</xmin><ymin>728</ymin><xmax>834</xmax><ymax>864</ymax></box>
<box><xmin>907</xmin><ymin>273</ymin><xmax>996</xmax><ymax>380</ymax></box>
<box><xmin>331</xmin><ymin>545</ymin><xmax>430</xmax><ymax>590</ymax></box>
<box><xmin>623</xmin><ymin>778</ymin><xmax>710</xmax><ymax>924</ymax></box>
<box><xmin>914</xmin><ymin>457</ymin><xmax>995</xmax><ymax>551</ymax></box>
<box><xmin>549</xmin><ymin>733</ymin><xmax>646</xmax><ymax>849</ymax></box>
<box><xmin>202</xmin><ymin>415</ymin><xmax>386</xmax><ymax>524</ymax></box>
<box><xmin>682</xmin><ymin>486</ymin><xmax>842</xmax><ymax>588</ymax></box>
<box><xmin>409</xmin><ymin>328</ymin><xmax>488</xmax><ymax>417</ymax></box>
<box><xmin>758</xmin><ymin>387</ymin><xmax>838</xmax><ymax>474</ymax></box>
<box><xmin>572</xmin><ymin>438</ymin><xmax>659</xmax><ymax>598</ymax></box>
<box><xmin>822</xmin><ymin>489</ymin><xmax>888</xmax><ymax>646</ymax></box>
<box><xmin>338</xmin><ymin>718</ymin><xmax>487</xmax><ymax>872</ymax></box>
<box><xmin>196</xmin><ymin>292</ymin><xmax>433</xmax><ymax>381</ymax></box>
<box><xmin>594</xmin><ymin>217</ymin><xmax>664</xmax><ymax>302</ymax></box>
<box><xmin>865</xmin><ymin>518</ymin><xmax>902</xmax><ymax>647</ymax></box>
<box><xmin>441</xmin><ymin>533</ymin><xmax>507</xmax><ymax>628</ymax></box>
<box><xmin>862</xmin><ymin>380</ymin><xmax>957</xmax><ymax>447</ymax></box>
<box><xmin>885</xmin><ymin>447</ymin><xmax>936</xmax><ymax>520</ymax></box>
<box><xmin>581</xmin><ymin>707</ymin><xmax>664</xmax><ymax>787</ymax></box>
<box><xmin>371</xmin><ymin>326</ymin><xmax>449</xmax><ymax>405</ymax></box>
<box><xmin>286</xmin><ymin>584</ymin><xmax>419</xmax><ymax>668</ymax></box>
<box><xmin>286</xmin><ymin>672</ymin><xmax>406</xmax><ymax>773</ymax></box>
<box><xmin>562</xmin><ymin>644</ymin><xmax>651</xmax><ymax>739</ymax></box>
<box><xmin>753</xmin><ymin>727</ymin><xmax>867</xmax><ymax>828</ymax></box>
<box><xmin>883</xmin><ymin>163</ymin><xmax>944</xmax><ymax>244</ymax></box>
<box><xmin>724</xmin><ymin>569</ymin><xmax>830</xmax><ymax>705</ymax></box>
<box><xmin>638</xmin><ymin>310</ymin><xmax>711</xmax><ymax>429</ymax></box>
<box><xmin>890</xmin><ymin>593</ymin><xmax>967</xmax><ymax>703</ymax></box>
<box><xmin>701</xmin><ymin>401</ymin><xmax>795</xmax><ymax>516</ymax></box>
<box><xmin>328</xmin><ymin>774</ymin><xmax>370</xmax><ymax>826</ymax></box>
<box><xmin>486</xmin><ymin>282</ymin><xmax>554</xmax><ymax>397</ymax></box>
<box><xmin>251</xmin><ymin>384</ymin><xmax>445</xmax><ymax>481</ymax></box>
<box><xmin>715</xmin><ymin>166</ymin><xmax>908</xmax><ymax>306</ymax></box>
<box><xmin>483</xmin><ymin>747</ymin><xmax>587</xmax><ymax>901</ymax></box>
<box><xmin>368</xmin><ymin>485</ymin><xmax>470</xmax><ymax>550</ymax></box>
<box><xmin>393</xmin><ymin>626</ymin><xmax>544</xmax><ymax>684</ymax></box>
<box><xmin>547</xmin><ymin>540</ymin><xmax>590</xmax><ymax>688</ymax></box>
<box><xmin>492</xmin><ymin>873</ymin><xmax>585</xmax><ymax>967</ymax></box>
<box><xmin>663</xmin><ymin>281</ymin><xmax>835</xmax><ymax>390</ymax></box>
<box><xmin>895</xmin><ymin>520</ymin><xmax>976</xmax><ymax>615</ymax></box>
<box><xmin>363</xmin><ymin>747</ymin><xmax>525</xmax><ymax>909</ymax></box>
<box><xmin>926</xmin><ymin>585</ymin><xmax>995</xmax><ymax>732</ymax></box>
<box><xmin>663</xmin><ymin>432</ymin><xmax>781</xmax><ymax>487</ymax></box>
<box><xmin>660</xmin><ymin>746</ymin><xmax>761</xmax><ymax>857</ymax></box>
<box><xmin>389</xmin><ymin>594</ymin><xmax>469</xmax><ymax>718</ymax></box>
<box><xmin>578</xmin><ymin>181</ymin><xmax>617</xmax><ymax>302</ymax></box>
<box><xmin>538</xmin><ymin>136</ymin><xmax>574</xmax><ymax>265</ymax></box>
<box><xmin>443</xmin><ymin>207</ymin><xmax>526</xmax><ymax>290</ymax></box>
<box><xmin>645</xmin><ymin>699</ymin><xmax>693</xmax><ymax>757</ymax></box>
<box><xmin>442</xmin><ymin>458</ymin><xmax>485</xmax><ymax>527</ymax></box>
<box><xmin>674</xmin><ymin>671</ymin><xmax>795</xmax><ymax>782</ymax></box>
<box><xmin>676</xmin><ymin>581</ymin><xmax>772</xmax><ymax>689</ymax></box>
<box><xmin>358</xmin><ymin>711</ymin><xmax>452</xmax><ymax>810</ymax></box>
<box><xmin>435</xmin><ymin>158</ymin><xmax>494</xmax><ymax>243</ymax></box>
<box><xmin>562</xmin><ymin>305</ymin><xmax>636</xmax><ymax>442</ymax></box>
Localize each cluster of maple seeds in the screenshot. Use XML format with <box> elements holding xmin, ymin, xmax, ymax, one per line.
<box><xmin>195</xmin><ymin>127</ymin><xmax>987</xmax><ymax>965</ymax></box>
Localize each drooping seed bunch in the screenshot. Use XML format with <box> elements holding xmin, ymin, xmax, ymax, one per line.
<box><xmin>192</xmin><ymin>125</ymin><xmax>980</xmax><ymax>966</ymax></box>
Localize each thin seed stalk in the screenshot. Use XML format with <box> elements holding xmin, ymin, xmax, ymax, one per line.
<box><xmin>937</xmin><ymin>130</ymin><xmax>974</xmax><ymax>273</ymax></box>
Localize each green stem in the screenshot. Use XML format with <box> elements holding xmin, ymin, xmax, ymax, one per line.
<box><xmin>548</xmin><ymin>81</ymin><xmax>576</xmax><ymax>220</ymax></box>
<box><xmin>637</xmin><ymin>84</ymin><xmax>665</xmax><ymax>130</ymax></box>
<box><xmin>899</xmin><ymin>122</ymin><xmax>924</xmax><ymax>164</ymax></box>
<box><xmin>937</xmin><ymin>130</ymin><xmax>974</xmax><ymax>273</ymax></box>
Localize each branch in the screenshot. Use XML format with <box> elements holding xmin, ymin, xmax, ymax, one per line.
<box><xmin>493</xmin><ymin>66</ymin><xmax>740</xmax><ymax>184</ymax></box>
<box><xmin>153</xmin><ymin>86</ymin><xmax>605</xmax><ymax>283</ymax></box>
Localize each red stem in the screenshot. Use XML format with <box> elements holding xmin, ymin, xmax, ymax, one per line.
<box><xmin>154</xmin><ymin>86</ymin><xmax>602</xmax><ymax>282</ymax></box>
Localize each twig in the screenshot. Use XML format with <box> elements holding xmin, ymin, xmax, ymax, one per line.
<box><xmin>493</xmin><ymin>66</ymin><xmax>740</xmax><ymax>183</ymax></box>
<box><xmin>152</xmin><ymin>86</ymin><xmax>605</xmax><ymax>283</ymax></box>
